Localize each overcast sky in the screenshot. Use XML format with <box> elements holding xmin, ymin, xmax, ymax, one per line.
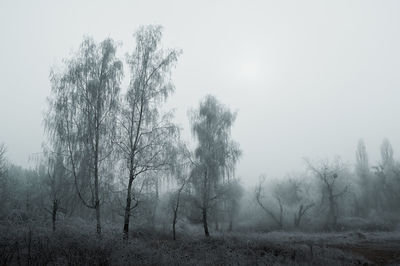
<box><xmin>1</xmin><ymin>0</ymin><xmax>400</xmax><ymax>185</ymax></box>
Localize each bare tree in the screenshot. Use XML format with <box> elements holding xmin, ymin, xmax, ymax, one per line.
<box><xmin>190</xmin><ymin>95</ymin><xmax>241</xmax><ymax>237</ymax></box>
<box><xmin>293</xmin><ymin>204</ymin><xmax>314</xmax><ymax>228</ymax></box>
<box><xmin>46</xmin><ymin>37</ymin><xmax>123</xmax><ymax>235</ymax></box>
<box><xmin>280</xmin><ymin>177</ymin><xmax>314</xmax><ymax>228</ymax></box>
<box><xmin>305</xmin><ymin>159</ymin><xmax>348</xmax><ymax>230</ymax></box>
<box><xmin>114</xmin><ymin>25</ymin><xmax>181</xmax><ymax>240</ymax></box>
<box><xmin>255</xmin><ymin>176</ymin><xmax>284</xmax><ymax>229</ymax></box>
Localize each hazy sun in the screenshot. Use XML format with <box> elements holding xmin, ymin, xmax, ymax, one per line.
<box><xmin>238</xmin><ymin>58</ymin><xmax>262</xmax><ymax>84</ymax></box>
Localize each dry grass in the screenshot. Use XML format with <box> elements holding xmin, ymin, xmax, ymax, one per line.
<box><xmin>1</xmin><ymin>220</ymin><xmax>399</xmax><ymax>265</ymax></box>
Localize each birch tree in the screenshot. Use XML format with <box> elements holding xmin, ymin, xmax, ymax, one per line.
<box><xmin>115</xmin><ymin>25</ymin><xmax>181</xmax><ymax>239</ymax></box>
<box><xmin>46</xmin><ymin>37</ymin><xmax>123</xmax><ymax>235</ymax></box>
<box><xmin>190</xmin><ymin>95</ymin><xmax>241</xmax><ymax>237</ymax></box>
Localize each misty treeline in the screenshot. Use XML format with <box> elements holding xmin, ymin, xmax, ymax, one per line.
<box><xmin>1</xmin><ymin>26</ymin><xmax>400</xmax><ymax>242</ymax></box>
<box><xmin>254</xmin><ymin>138</ymin><xmax>400</xmax><ymax>232</ymax></box>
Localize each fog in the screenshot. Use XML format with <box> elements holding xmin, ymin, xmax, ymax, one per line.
<box><xmin>2</xmin><ymin>0</ymin><xmax>400</xmax><ymax>187</ymax></box>
<box><xmin>2</xmin><ymin>2</ymin><xmax>400</xmax><ymax>265</ymax></box>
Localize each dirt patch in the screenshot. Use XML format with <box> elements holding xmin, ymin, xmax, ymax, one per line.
<box><xmin>331</xmin><ymin>240</ymin><xmax>400</xmax><ymax>265</ymax></box>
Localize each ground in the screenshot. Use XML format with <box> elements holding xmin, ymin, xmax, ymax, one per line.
<box><xmin>1</xmin><ymin>220</ymin><xmax>400</xmax><ymax>265</ymax></box>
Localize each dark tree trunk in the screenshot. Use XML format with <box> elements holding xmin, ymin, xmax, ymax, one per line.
<box><xmin>95</xmin><ymin>162</ymin><xmax>101</xmax><ymax>236</ymax></box>
<box><xmin>94</xmin><ymin>176</ymin><xmax>101</xmax><ymax>236</ymax></box>
<box><xmin>172</xmin><ymin>212</ymin><xmax>177</xmax><ymax>240</ymax></box>
<box><xmin>202</xmin><ymin>208</ymin><xmax>209</xmax><ymax>237</ymax></box>
<box><xmin>52</xmin><ymin>199</ymin><xmax>58</xmax><ymax>232</ymax></box>
<box><xmin>94</xmin><ymin>131</ymin><xmax>101</xmax><ymax>236</ymax></box>
<box><xmin>172</xmin><ymin>195</ymin><xmax>179</xmax><ymax>240</ymax></box>
<box><xmin>172</xmin><ymin>181</ymin><xmax>185</xmax><ymax>241</ymax></box>
<box><xmin>202</xmin><ymin>169</ymin><xmax>210</xmax><ymax>237</ymax></box>
<box><xmin>123</xmin><ymin>176</ymin><xmax>134</xmax><ymax>240</ymax></box>
<box><xmin>95</xmin><ymin>200</ymin><xmax>101</xmax><ymax>236</ymax></box>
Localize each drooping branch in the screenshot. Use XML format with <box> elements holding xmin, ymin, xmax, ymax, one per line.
<box><xmin>255</xmin><ymin>182</ymin><xmax>283</xmax><ymax>228</ymax></box>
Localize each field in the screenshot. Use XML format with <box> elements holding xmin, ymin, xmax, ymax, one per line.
<box><xmin>1</xmin><ymin>220</ymin><xmax>400</xmax><ymax>265</ymax></box>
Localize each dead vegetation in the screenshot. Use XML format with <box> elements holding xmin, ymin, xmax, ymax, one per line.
<box><xmin>1</xmin><ymin>220</ymin><xmax>399</xmax><ymax>265</ymax></box>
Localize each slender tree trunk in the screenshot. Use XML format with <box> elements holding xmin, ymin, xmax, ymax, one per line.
<box><xmin>202</xmin><ymin>169</ymin><xmax>210</xmax><ymax>237</ymax></box>
<box><xmin>95</xmin><ymin>200</ymin><xmax>101</xmax><ymax>235</ymax></box>
<box><xmin>172</xmin><ymin>180</ymin><xmax>185</xmax><ymax>241</ymax></box>
<box><xmin>172</xmin><ymin>194</ymin><xmax>179</xmax><ymax>241</ymax></box>
<box><xmin>123</xmin><ymin>174</ymin><xmax>134</xmax><ymax>240</ymax></box>
<box><xmin>202</xmin><ymin>207</ymin><xmax>209</xmax><ymax>237</ymax></box>
<box><xmin>52</xmin><ymin>199</ymin><xmax>58</xmax><ymax>232</ymax></box>
<box><xmin>94</xmin><ymin>173</ymin><xmax>101</xmax><ymax>236</ymax></box>
<box><xmin>94</xmin><ymin>154</ymin><xmax>101</xmax><ymax>236</ymax></box>
<box><xmin>172</xmin><ymin>211</ymin><xmax>177</xmax><ymax>240</ymax></box>
<box><xmin>94</xmin><ymin>123</ymin><xmax>102</xmax><ymax>236</ymax></box>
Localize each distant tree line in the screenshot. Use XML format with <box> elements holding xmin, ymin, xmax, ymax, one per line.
<box><xmin>255</xmin><ymin>138</ymin><xmax>400</xmax><ymax>231</ymax></box>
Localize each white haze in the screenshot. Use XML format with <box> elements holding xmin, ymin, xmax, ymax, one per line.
<box><xmin>1</xmin><ymin>0</ymin><xmax>400</xmax><ymax>186</ymax></box>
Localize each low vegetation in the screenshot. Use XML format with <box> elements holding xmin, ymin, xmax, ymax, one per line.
<box><xmin>2</xmin><ymin>220</ymin><xmax>400</xmax><ymax>265</ymax></box>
